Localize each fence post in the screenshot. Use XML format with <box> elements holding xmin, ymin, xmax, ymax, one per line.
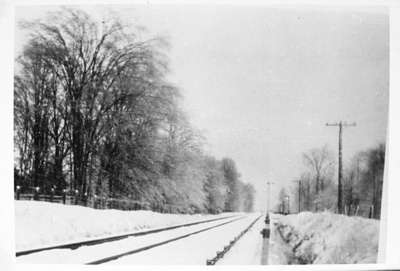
<box><xmin>93</xmin><ymin>195</ymin><xmax>97</xmax><ymax>209</ymax></box>
<box><xmin>62</xmin><ymin>189</ymin><xmax>66</xmax><ymax>204</ymax></box>
<box><xmin>34</xmin><ymin>187</ymin><xmax>40</xmax><ymax>201</ymax></box>
<box><xmin>74</xmin><ymin>190</ymin><xmax>79</xmax><ymax>205</ymax></box>
<box><xmin>354</xmin><ymin>205</ymin><xmax>359</xmax><ymax>216</ymax></box>
<box><xmin>16</xmin><ymin>185</ymin><xmax>21</xmax><ymax>200</ymax></box>
<box><xmin>50</xmin><ymin>187</ymin><xmax>55</xmax><ymax>202</ymax></box>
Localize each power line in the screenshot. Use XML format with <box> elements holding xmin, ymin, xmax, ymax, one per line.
<box><xmin>326</xmin><ymin>121</ymin><xmax>356</xmax><ymax>214</ymax></box>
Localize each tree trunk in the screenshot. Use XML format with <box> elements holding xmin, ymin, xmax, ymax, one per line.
<box><xmin>53</xmin><ymin>145</ymin><xmax>64</xmax><ymax>192</ymax></box>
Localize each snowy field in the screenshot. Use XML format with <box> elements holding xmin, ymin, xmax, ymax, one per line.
<box><xmin>15</xmin><ymin>201</ymin><xmax>238</xmax><ymax>251</ymax></box>
<box><xmin>269</xmin><ymin>212</ymin><xmax>380</xmax><ymax>264</ymax></box>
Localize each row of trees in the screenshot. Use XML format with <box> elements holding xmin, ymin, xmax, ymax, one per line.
<box><xmin>278</xmin><ymin>143</ymin><xmax>385</xmax><ymax>219</ymax></box>
<box><xmin>14</xmin><ymin>8</ymin><xmax>255</xmax><ymax>214</ymax></box>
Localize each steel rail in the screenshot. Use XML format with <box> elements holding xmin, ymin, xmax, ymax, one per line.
<box><xmin>86</xmin><ymin>215</ymin><xmax>247</xmax><ymax>265</ymax></box>
<box><xmin>16</xmin><ymin>214</ymin><xmax>238</xmax><ymax>257</ymax></box>
<box><xmin>206</xmin><ymin>214</ymin><xmax>262</xmax><ymax>265</ymax></box>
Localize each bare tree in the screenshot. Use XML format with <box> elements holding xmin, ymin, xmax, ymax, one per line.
<box><xmin>17</xmin><ymin>8</ymin><xmax>171</xmax><ymax>202</ymax></box>
<box><xmin>303</xmin><ymin>145</ymin><xmax>334</xmax><ymax>194</ymax></box>
<box><xmin>14</xmin><ymin>8</ymin><xmax>256</xmax><ymax>214</ymax></box>
<box><xmin>360</xmin><ymin>144</ymin><xmax>385</xmax><ymax>219</ymax></box>
<box><xmin>302</xmin><ymin>145</ymin><xmax>335</xmax><ymax>210</ymax></box>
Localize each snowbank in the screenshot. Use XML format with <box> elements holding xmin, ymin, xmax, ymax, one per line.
<box><xmin>269</xmin><ymin>212</ymin><xmax>380</xmax><ymax>264</ymax></box>
<box><xmin>15</xmin><ymin>201</ymin><xmax>234</xmax><ymax>251</ymax></box>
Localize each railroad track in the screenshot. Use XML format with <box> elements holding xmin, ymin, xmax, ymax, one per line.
<box><xmin>87</xmin><ymin>215</ymin><xmax>247</xmax><ymax>264</ymax></box>
<box><xmin>17</xmin><ymin>213</ymin><xmax>261</xmax><ymax>265</ymax></box>
<box><xmin>16</xmin><ymin>214</ymin><xmax>238</xmax><ymax>257</ymax></box>
<box><xmin>206</xmin><ymin>214</ymin><xmax>262</xmax><ymax>265</ymax></box>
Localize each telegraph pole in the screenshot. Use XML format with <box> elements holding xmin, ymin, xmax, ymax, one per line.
<box><xmin>293</xmin><ymin>180</ymin><xmax>301</xmax><ymax>213</ymax></box>
<box><xmin>326</xmin><ymin>121</ymin><xmax>356</xmax><ymax>214</ymax></box>
<box><xmin>286</xmin><ymin>195</ymin><xmax>290</xmax><ymax>215</ymax></box>
<box><xmin>266</xmin><ymin>181</ymin><xmax>275</xmax><ymax>213</ymax></box>
<box><xmin>266</xmin><ymin>181</ymin><xmax>275</xmax><ymax>222</ymax></box>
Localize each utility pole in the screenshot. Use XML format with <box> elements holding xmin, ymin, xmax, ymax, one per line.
<box><xmin>293</xmin><ymin>180</ymin><xmax>301</xmax><ymax>213</ymax></box>
<box><xmin>266</xmin><ymin>181</ymin><xmax>275</xmax><ymax>213</ymax></box>
<box><xmin>266</xmin><ymin>181</ymin><xmax>275</xmax><ymax>222</ymax></box>
<box><xmin>326</xmin><ymin>121</ymin><xmax>356</xmax><ymax>214</ymax></box>
<box><xmin>285</xmin><ymin>195</ymin><xmax>290</xmax><ymax>215</ymax></box>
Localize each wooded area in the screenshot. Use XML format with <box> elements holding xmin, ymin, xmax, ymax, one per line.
<box><xmin>13</xmin><ymin>8</ymin><xmax>255</xmax><ymax>214</ymax></box>
<box><xmin>278</xmin><ymin>143</ymin><xmax>385</xmax><ymax>219</ymax></box>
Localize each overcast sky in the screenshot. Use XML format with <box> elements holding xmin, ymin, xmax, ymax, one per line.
<box><xmin>16</xmin><ymin>5</ymin><xmax>389</xmax><ymax>210</ymax></box>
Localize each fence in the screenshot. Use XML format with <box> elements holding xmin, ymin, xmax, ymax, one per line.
<box><xmin>14</xmin><ymin>186</ymin><xmax>191</xmax><ymax>213</ymax></box>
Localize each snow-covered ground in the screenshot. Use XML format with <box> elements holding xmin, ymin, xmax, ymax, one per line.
<box><xmin>269</xmin><ymin>212</ymin><xmax>380</xmax><ymax>264</ymax></box>
<box><xmin>107</xmin><ymin>214</ymin><xmax>260</xmax><ymax>265</ymax></box>
<box><xmin>16</xmin><ymin>201</ymin><xmax>380</xmax><ymax>265</ymax></box>
<box><xmin>17</xmin><ymin>215</ymin><xmax>254</xmax><ymax>264</ymax></box>
<box><xmin>15</xmin><ymin>200</ymin><xmax>260</xmax><ymax>265</ymax></box>
<box><xmin>216</xmin><ymin>215</ymin><xmax>264</xmax><ymax>265</ymax></box>
<box><xmin>15</xmin><ymin>200</ymin><xmax>238</xmax><ymax>251</ymax></box>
